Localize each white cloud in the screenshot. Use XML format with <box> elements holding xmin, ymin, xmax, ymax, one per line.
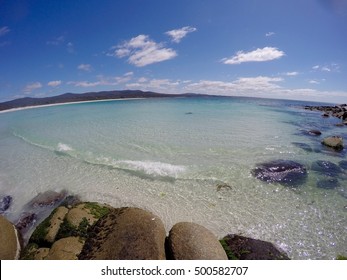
<box><xmin>222</xmin><ymin>47</ymin><xmax>285</xmax><ymax>65</ymax></box>
<box><xmin>109</xmin><ymin>35</ymin><xmax>177</xmax><ymax>67</ymax></box>
<box><xmin>24</xmin><ymin>82</ymin><xmax>42</xmax><ymax>93</ymax></box>
<box><xmin>47</xmin><ymin>80</ymin><xmax>62</xmax><ymax>87</ymax></box>
<box><xmin>285</xmin><ymin>71</ymin><xmax>299</xmax><ymax>76</ymax></box>
<box><xmin>312</xmin><ymin>63</ymin><xmax>339</xmax><ymax>72</ymax></box>
<box><xmin>309</xmin><ymin>80</ymin><xmax>320</xmax><ymax>84</ymax></box>
<box><xmin>69</xmin><ymin>72</ymin><xmax>134</xmax><ymax>88</ymax></box>
<box><xmin>165</xmin><ymin>26</ymin><xmax>197</xmax><ymax>43</ymax></box>
<box><xmin>265</xmin><ymin>32</ymin><xmax>275</xmax><ymax>37</ymax></box>
<box><xmin>0</xmin><ymin>26</ymin><xmax>10</xmax><ymax>37</ymax></box>
<box><xmin>77</xmin><ymin>64</ymin><xmax>92</xmax><ymax>72</ymax></box>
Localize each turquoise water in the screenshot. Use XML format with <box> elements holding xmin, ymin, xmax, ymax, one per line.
<box><xmin>0</xmin><ymin>97</ymin><xmax>346</xmax><ymax>259</ymax></box>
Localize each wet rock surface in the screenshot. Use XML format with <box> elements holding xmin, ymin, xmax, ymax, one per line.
<box><xmin>251</xmin><ymin>160</ymin><xmax>307</xmax><ymax>187</ymax></box>
<box><xmin>0</xmin><ymin>195</ymin><xmax>12</xmax><ymax>214</ymax></box>
<box><xmin>321</xmin><ymin>136</ymin><xmax>344</xmax><ymax>151</ymax></box>
<box><xmin>220</xmin><ymin>234</ymin><xmax>290</xmax><ymax>260</ymax></box>
<box><xmin>311</xmin><ymin>160</ymin><xmax>343</xmax><ymax>177</ymax></box>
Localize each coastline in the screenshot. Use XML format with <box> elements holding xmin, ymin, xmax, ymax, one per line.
<box><xmin>0</xmin><ymin>98</ymin><xmax>146</xmax><ymax>114</ymax></box>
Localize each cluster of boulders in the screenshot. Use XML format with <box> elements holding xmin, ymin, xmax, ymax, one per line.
<box><xmin>0</xmin><ymin>191</ymin><xmax>289</xmax><ymax>260</ymax></box>
<box><xmin>304</xmin><ymin>104</ymin><xmax>347</xmax><ymax>123</ymax></box>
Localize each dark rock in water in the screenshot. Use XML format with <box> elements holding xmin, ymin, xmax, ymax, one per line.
<box><xmin>185</xmin><ymin>112</ymin><xmax>193</xmax><ymax>115</ymax></box>
<box><xmin>321</xmin><ymin>136</ymin><xmax>344</xmax><ymax>151</ymax></box>
<box><xmin>311</xmin><ymin>160</ymin><xmax>342</xmax><ymax>177</ymax></box>
<box><xmin>292</xmin><ymin>142</ymin><xmax>313</xmax><ymax>152</ymax></box>
<box><xmin>79</xmin><ymin>207</ymin><xmax>166</xmax><ymax>260</ymax></box>
<box><xmin>339</xmin><ymin>160</ymin><xmax>347</xmax><ymax>170</ymax></box>
<box><xmin>0</xmin><ymin>195</ymin><xmax>12</xmax><ymax>213</ymax></box>
<box><xmin>28</xmin><ymin>190</ymin><xmax>67</xmax><ymax>208</ymax></box>
<box><xmin>316</xmin><ymin>178</ymin><xmax>340</xmax><ymax>189</ymax></box>
<box><xmin>251</xmin><ymin>160</ymin><xmax>307</xmax><ymax>186</ymax></box>
<box><xmin>167</xmin><ymin>222</ymin><xmax>227</xmax><ymax>260</ymax></box>
<box><xmin>308</xmin><ymin>129</ymin><xmax>322</xmax><ymax>136</ymax></box>
<box><xmin>15</xmin><ymin>212</ymin><xmax>37</xmax><ymax>234</ymax></box>
<box><xmin>220</xmin><ymin>234</ymin><xmax>290</xmax><ymax>260</ymax></box>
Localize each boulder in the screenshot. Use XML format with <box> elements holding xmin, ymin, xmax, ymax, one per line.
<box><xmin>43</xmin><ymin>206</ymin><xmax>69</xmax><ymax>243</ymax></box>
<box><xmin>316</xmin><ymin>178</ymin><xmax>340</xmax><ymax>189</ymax></box>
<box><xmin>45</xmin><ymin>237</ymin><xmax>84</xmax><ymax>260</ymax></box>
<box><xmin>0</xmin><ymin>195</ymin><xmax>12</xmax><ymax>213</ymax></box>
<box><xmin>220</xmin><ymin>234</ymin><xmax>290</xmax><ymax>260</ymax></box>
<box><xmin>78</xmin><ymin>207</ymin><xmax>166</xmax><ymax>260</ymax></box>
<box><xmin>0</xmin><ymin>215</ymin><xmax>21</xmax><ymax>259</ymax></box>
<box><xmin>311</xmin><ymin>160</ymin><xmax>342</xmax><ymax>177</ymax></box>
<box><xmin>167</xmin><ymin>222</ymin><xmax>227</xmax><ymax>260</ymax></box>
<box><xmin>321</xmin><ymin>136</ymin><xmax>344</xmax><ymax>151</ymax></box>
<box><xmin>251</xmin><ymin>160</ymin><xmax>307</xmax><ymax>187</ymax></box>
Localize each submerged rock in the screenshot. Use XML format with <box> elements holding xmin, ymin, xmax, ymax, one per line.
<box><xmin>321</xmin><ymin>136</ymin><xmax>344</xmax><ymax>151</ymax></box>
<box><xmin>0</xmin><ymin>195</ymin><xmax>12</xmax><ymax>214</ymax></box>
<box><xmin>316</xmin><ymin>178</ymin><xmax>340</xmax><ymax>189</ymax></box>
<box><xmin>292</xmin><ymin>142</ymin><xmax>313</xmax><ymax>152</ymax></box>
<box><xmin>0</xmin><ymin>215</ymin><xmax>21</xmax><ymax>260</ymax></box>
<box><xmin>79</xmin><ymin>207</ymin><xmax>166</xmax><ymax>260</ymax></box>
<box><xmin>251</xmin><ymin>160</ymin><xmax>307</xmax><ymax>187</ymax></box>
<box><xmin>339</xmin><ymin>160</ymin><xmax>347</xmax><ymax>170</ymax></box>
<box><xmin>167</xmin><ymin>222</ymin><xmax>227</xmax><ymax>260</ymax></box>
<box><xmin>311</xmin><ymin>160</ymin><xmax>342</xmax><ymax>177</ymax></box>
<box><xmin>220</xmin><ymin>234</ymin><xmax>290</xmax><ymax>260</ymax></box>
<box><xmin>308</xmin><ymin>129</ymin><xmax>322</xmax><ymax>136</ymax></box>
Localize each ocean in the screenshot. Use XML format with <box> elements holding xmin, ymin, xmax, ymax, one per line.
<box><xmin>0</xmin><ymin>96</ymin><xmax>346</xmax><ymax>259</ymax></box>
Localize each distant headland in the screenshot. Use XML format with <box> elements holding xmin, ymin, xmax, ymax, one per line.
<box><xmin>0</xmin><ymin>90</ymin><xmax>207</xmax><ymax>112</ymax></box>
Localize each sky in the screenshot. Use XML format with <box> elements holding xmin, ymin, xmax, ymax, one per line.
<box><xmin>1</xmin><ymin>0</ymin><xmax>347</xmax><ymax>103</ymax></box>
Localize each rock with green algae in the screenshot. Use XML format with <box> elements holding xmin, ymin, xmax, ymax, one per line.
<box><xmin>220</xmin><ymin>234</ymin><xmax>290</xmax><ymax>260</ymax></box>
<box><xmin>21</xmin><ymin>201</ymin><xmax>111</xmax><ymax>260</ymax></box>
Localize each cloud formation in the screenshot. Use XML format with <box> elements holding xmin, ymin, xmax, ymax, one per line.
<box><xmin>265</xmin><ymin>32</ymin><xmax>275</xmax><ymax>37</ymax></box>
<box><xmin>165</xmin><ymin>26</ymin><xmax>197</xmax><ymax>43</ymax></box>
<box><xmin>77</xmin><ymin>64</ymin><xmax>92</xmax><ymax>72</ymax></box>
<box><xmin>222</xmin><ymin>47</ymin><xmax>285</xmax><ymax>65</ymax></box>
<box><xmin>0</xmin><ymin>26</ymin><xmax>10</xmax><ymax>37</ymax></box>
<box><xmin>110</xmin><ymin>35</ymin><xmax>177</xmax><ymax>67</ymax></box>
<box><xmin>24</xmin><ymin>82</ymin><xmax>42</xmax><ymax>93</ymax></box>
<box><xmin>47</xmin><ymin>80</ymin><xmax>62</xmax><ymax>87</ymax></box>
<box><xmin>69</xmin><ymin>72</ymin><xmax>134</xmax><ymax>87</ymax></box>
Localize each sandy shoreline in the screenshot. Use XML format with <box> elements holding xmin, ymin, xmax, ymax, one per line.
<box><xmin>0</xmin><ymin>98</ymin><xmax>146</xmax><ymax>114</ymax></box>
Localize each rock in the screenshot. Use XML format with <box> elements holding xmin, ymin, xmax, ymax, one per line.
<box><xmin>79</xmin><ymin>207</ymin><xmax>166</xmax><ymax>260</ymax></box>
<box><xmin>65</xmin><ymin>202</ymin><xmax>106</xmax><ymax>228</ymax></box>
<box><xmin>220</xmin><ymin>234</ymin><xmax>290</xmax><ymax>260</ymax></box>
<box><xmin>28</xmin><ymin>190</ymin><xmax>67</xmax><ymax>208</ymax></box>
<box><xmin>45</xmin><ymin>237</ymin><xmax>84</xmax><ymax>260</ymax></box>
<box><xmin>339</xmin><ymin>160</ymin><xmax>347</xmax><ymax>170</ymax></box>
<box><xmin>316</xmin><ymin>178</ymin><xmax>340</xmax><ymax>189</ymax></box>
<box><xmin>43</xmin><ymin>206</ymin><xmax>69</xmax><ymax>243</ymax></box>
<box><xmin>321</xmin><ymin>136</ymin><xmax>344</xmax><ymax>151</ymax></box>
<box><xmin>251</xmin><ymin>160</ymin><xmax>307</xmax><ymax>187</ymax></box>
<box><xmin>0</xmin><ymin>195</ymin><xmax>12</xmax><ymax>213</ymax></box>
<box><xmin>311</xmin><ymin>160</ymin><xmax>342</xmax><ymax>177</ymax></box>
<box><xmin>322</xmin><ymin>113</ymin><xmax>329</xmax><ymax>117</ymax></box>
<box><xmin>0</xmin><ymin>215</ymin><xmax>21</xmax><ymax>259</ymax></box>
<box><xmin>15</xmin><ymin>212</ymin><xmax>37</xmax><ymax>235</ymax></box>
<box><xmin>308</xmin><ymin>130</ymin><xmax>322</xmax><ymax>136</ymax></box>
<box><xmin>292</xmin><ymin>142</ymin><xmax>313</xmax><ymax>152</ymax></box>
<box><xmin>167</xmin><ymin>222</ymin><xmax>227</xmax><ymax>260</ymax></box>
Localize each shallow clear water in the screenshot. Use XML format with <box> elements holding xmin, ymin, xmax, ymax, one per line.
<box><xmin>0</xmin><ymin>97</ymin><xmax>346</xmax><ymax>259</ymax></box>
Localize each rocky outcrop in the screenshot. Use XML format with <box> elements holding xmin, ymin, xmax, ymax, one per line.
<box><xmin>220</xmin><ymin>234</ymin><xmax>290</xmax><ymax>260</ymax></box>
<box><xmin>167</xmin><ymin>222</ymin><xmax>227</xmax><ymax>260</ymax></box>
<box><xmin>308</xmin><ymin>129</ymin><xmax>322</xmax><ymax>136</ymax></box>
<box><xmin>0</xmin><ymin>215</ymin><xmax>21</xmax><ymax>260</ymax></box>
<box><xmin>79</xmin><ymin>207</ymin><xmax>166</xmax><ymax>260</ymax></box>
<box><xmin>321</xmin><ymin>136</ymin><xmax>344</xmax><ymax>151</ymax></box>
<box><xmin>304</xmin><ymin>104</ymin><xmax>347</xmax><ymax>121</ymax></box>
<box><xmin>21</xmin><ymin>201</ymin><xmax>110</xmax><ymax>260</ymax></box>
<box><xmin>251</xmin><ymin>160</ymin><xmax>307</xmax><ymax>187</ymax></box>
<box><xmin>311</xmin><ymin>160</ymin><xmax>343</xmax><ymax>177</ymax></box>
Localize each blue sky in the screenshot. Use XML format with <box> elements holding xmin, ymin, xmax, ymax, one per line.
<box><xmin>1</xmin><ymin>0</ymin><xmax>347</xmax><ymax>103</ymax></box>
